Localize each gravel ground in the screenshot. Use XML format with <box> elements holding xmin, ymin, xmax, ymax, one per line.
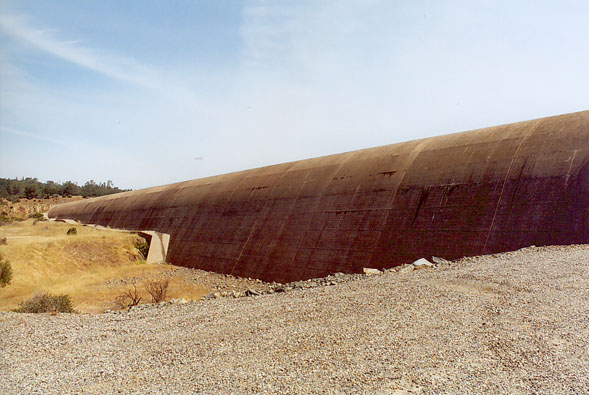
<box><xmin>1</xmin><ymin>244</ymin><xmax>588</xmax><ymax>394</ymax></box>
<box><xmin>103</xmin><ymin>266</ymin><xmax>276</xmax><ymax>297</ymax></box>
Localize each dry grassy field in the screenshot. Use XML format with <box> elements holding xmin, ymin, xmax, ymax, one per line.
<box><xmin>0</xmin><ymin>219</ymin><xmax>207</xmax><ymax>313</ymax></box>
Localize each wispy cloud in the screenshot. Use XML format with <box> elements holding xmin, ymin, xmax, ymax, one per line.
<box><xmin>1</xmin><ymin>2</ymin><xmax>587</xmax><ymax>190</ymax></box>
<box><xmin>0</xmin><ymin>125</ymin><xmax>83</xmax><ymax>150</ymax></box>
<box><xmin>0</xmin><ymin>14</ymin><xmax>211</xmax><ymax>113</ymax></box>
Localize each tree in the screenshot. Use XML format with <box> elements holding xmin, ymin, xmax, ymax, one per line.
<box><xmin>61</xmin><ymin>181</ymin><xmax>78</xmax><ymax>197</ymax></box>
<box><xmin>24</xmin><ymin>184</ymin><xmax>41</xmax><ymax>199</ymax></box>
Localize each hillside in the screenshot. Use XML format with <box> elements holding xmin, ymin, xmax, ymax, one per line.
<box><xmin>0</xmin><ymin>219</ymin><xmax>208</xmax><ymax>313</ymax></box>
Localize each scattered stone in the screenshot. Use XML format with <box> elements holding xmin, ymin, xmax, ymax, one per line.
<box><xmin>3</xmin><ymin>245</ymin><xmax>588</xmax><ymax>393</ymax></box>
<box><xmin>245</xmin><ymin>289</ymin><xmax>261</xmax><ymax>296</ymax></box>
<box><xmin>363</xmin><ymin>268</ymin><xmax>381</xmax><ymax>275</ymax></box>
<box><xmin>431</xmin><ymin>256</ymin><xmax>450</xmax><ymax>265</ymax></box>
<box><xmin>399</xmin><ymin>264</ymin><xmax>415</xmax><ymax>273</ymax></box>
<box><xmin>412</xmin><ymin>258</ymin><xmax>434</xmax><ymax>269</ymax></box>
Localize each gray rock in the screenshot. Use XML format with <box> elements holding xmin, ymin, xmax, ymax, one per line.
<box><xmin>431</xmin><ymin>256</ymin><xmax>450</xmax><ymax>265</ymax></box>
<box><xmin>363</xmin><ymin>268</ymin><xmax>381</xmax><ymax>275</ymax></box>
<box><xmin>412</xmin><ymin>258</ymin><xmax>434</xmax><ymax>269</ymax></box>
<box><xmin>399</xmin><ymin>264</ymin><xmax>415</xmax><ymax>273</ymax></box>
<box><xmin>245</xmin><ymin>289</ymin><xmax>261</xmax><ymax>296</ymax></box>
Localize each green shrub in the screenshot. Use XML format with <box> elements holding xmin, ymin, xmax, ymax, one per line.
<box><xmin>14</xmin><ymin>293</ymin><xmax>77</xmax><ymax>314</ymax></box>
<box><xmin>29</xmin><ymin>212</ymin><xmax>45</xmax><ymax>220</ymax></box>
<box><xmin>0</xmin><ymin>214</ymin><xmax>11</xmax><ymax>225</ymax></box>
<box><xmin>135</xmin><ymin>237</ymin><xmax>150</xmax><ymax>259</ymax></box>
<box><xmin>66</xmin><ymin>227</ymin><xmax>77</xmax><ymax>236</ymax></box>
<box><xmin>0</xmin><ymin>256</ymin><xmax>12</xmax><ymax>287</ymax></box>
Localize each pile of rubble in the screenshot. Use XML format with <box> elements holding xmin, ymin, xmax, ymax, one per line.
<box><xmin>203</xmin><ymin>256</ymin><xmax>452</xmax><ymax>300</ymax></box>
<box><xmin>103</xmin><ymin>256</ymin><xmax>454</xmax><ymax>314</ymax></box>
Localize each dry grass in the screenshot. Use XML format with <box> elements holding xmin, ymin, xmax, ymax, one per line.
<box><xmin>0</xmin><ymin>219</ymin><xmax>208</xmax><ymax>313</ymax></box>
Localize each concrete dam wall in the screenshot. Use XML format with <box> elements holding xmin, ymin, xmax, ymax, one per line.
<box><xmin>48</xmin><ymin>111</ymin><xmax>589</xmax><ymax>282</ymax></box>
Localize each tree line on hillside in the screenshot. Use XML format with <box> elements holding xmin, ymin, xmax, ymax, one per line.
<box><xmin>0</xmin><ymin>177</ymin><xmax>130</xmax><ymax>201</ymax></box>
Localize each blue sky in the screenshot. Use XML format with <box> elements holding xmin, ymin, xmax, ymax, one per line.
<box><xmin>1</xmin><ymin>0</ymin><xmax>588</xmax><ymax>190</ymax></box>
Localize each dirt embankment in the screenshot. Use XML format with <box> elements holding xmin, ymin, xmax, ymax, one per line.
<box><xmin>0</xmin><ymin>196</ymin><xmax>82</xmax><ymax>222</ymax></box>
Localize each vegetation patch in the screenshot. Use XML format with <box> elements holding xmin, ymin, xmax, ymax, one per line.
<box><xmin>145</xmin><ymin>278</ymin><xmax>169</xmax><ymax>303</ymax></box>
<box><xmin>0</xmin><ymin>254</ymin><xmax>12</xmax><ymax>287</ymax></box>
<box><xmin>115</xmin><ymin>284</ymin><xmax>143</xmax><ymax>308</ymax></box>
<box><xmin>0</xmin><ymin>177</ymin><xmax>129</xmax><ymax>200</ymax></box>
<box><xmin>29</xmin><ymin>212</ymin><xmax>45</xmax><ymax>220</ymax></box>
<box><xmin>135</xmin><ymin>237</ymin><xmax>150</xmax><ymax>259</ymax></box>
<box><xmin>66</xmin><ymin>227</ymin><xmax>77</xmax><ymax>236</ymax></box>
<box><xmin>14</xmin><ymin>293</ymin><xmax>77</xmax><ymax>314</ymax></box>
<box><xmin>0</xmin><ymin>214</ymin><xmax>11</xmax><ymax>226</ymax></box>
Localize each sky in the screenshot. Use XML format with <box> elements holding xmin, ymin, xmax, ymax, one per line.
<box><xmin>1</xmin><ymin>0</ymin><xmax>588</xmax><ymax>190</ymax></box>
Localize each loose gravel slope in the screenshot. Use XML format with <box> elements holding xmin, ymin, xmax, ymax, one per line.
<box><xmin>1</xmin><ymin>245</ymin><xmax>588</xmax><ymax>394</ymax></box>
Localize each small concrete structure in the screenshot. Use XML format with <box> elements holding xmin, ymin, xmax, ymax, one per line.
<box><xmin>139</xmin><ymin>231</ymin><xmax>170</xmax><ymax>264</ymax></box>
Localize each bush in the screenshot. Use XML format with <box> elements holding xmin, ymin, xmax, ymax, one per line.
<box><xmin>0</xmin><ymin>214</ymin><xmax>11</xmax><ymax>225</ymax></box>
<box><xmin>66</xmin><ymin>227</ymin><xmax>77</xmax><ymax>235</ymax></box>
<box><xmin>14</xmin><ymin>293</ymin><xmax>77</xmax><ymax>314</ymax></box>
<box><xmin>0</xmin><ymin>256</ymin><xmax>12</xmax><ymax>287</ymax></box>
<box><xmin>29</xmin><ymin>212</ymin><xmax>45</xmax><ymax>220</ymax></box>
<box><xmin>134</xmin><ymin>237</ymin><xmax>149</xmax><ymax>259</ymax></box>
<box><xmin>145</xmin><ymin>278</ymin><xmax>169</xmax><ymax>303</ymax></box>
<box><xmin>115</xmin><ymin>284</ymin><xmax>143</xmax><ymax>308</ymax></box>
<box><xmin>0</xmin><ymin>237</ymin><xmax>6</xmax><ymax>245</ymax></box>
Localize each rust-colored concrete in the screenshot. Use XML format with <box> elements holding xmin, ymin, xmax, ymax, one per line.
<box><xmin>49</xmin><ymin>111</ymin><xmax>589</xmax><ymax>282</ymax></box>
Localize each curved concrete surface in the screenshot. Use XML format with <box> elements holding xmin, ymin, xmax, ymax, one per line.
<box><xmin>49</xmin><ymin>111</ymin><xmax>589</xmax><ymax>282</ymax></box>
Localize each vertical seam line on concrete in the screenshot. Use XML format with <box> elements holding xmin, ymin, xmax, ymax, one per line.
<box><xmin>275</xmin><ymin>156</ymin><xmax>356</xmax><ymax>277</ymax></box>
<box><xmin>564</xmin><ymin>149</ymin><xmax>579</xmax><ymax>188</ymax></box>
<box><xmin>482</xmin><ymin>119</ymin><xmax>541</xmax><ymax>253</ymax></box>
<box><xmin>287</xmin><ymin>158</ymin><xmax>355</xmax><ymax>277</ymax></box>
<box><xmin>369</xmin><ymin>139</ymin><xmax>429</xmax><ymax>264</ymax></box>
<box><xmin>230</xmin><ymin>166</ymin><xmax>309</xmax><ymax>276</ymax></box>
